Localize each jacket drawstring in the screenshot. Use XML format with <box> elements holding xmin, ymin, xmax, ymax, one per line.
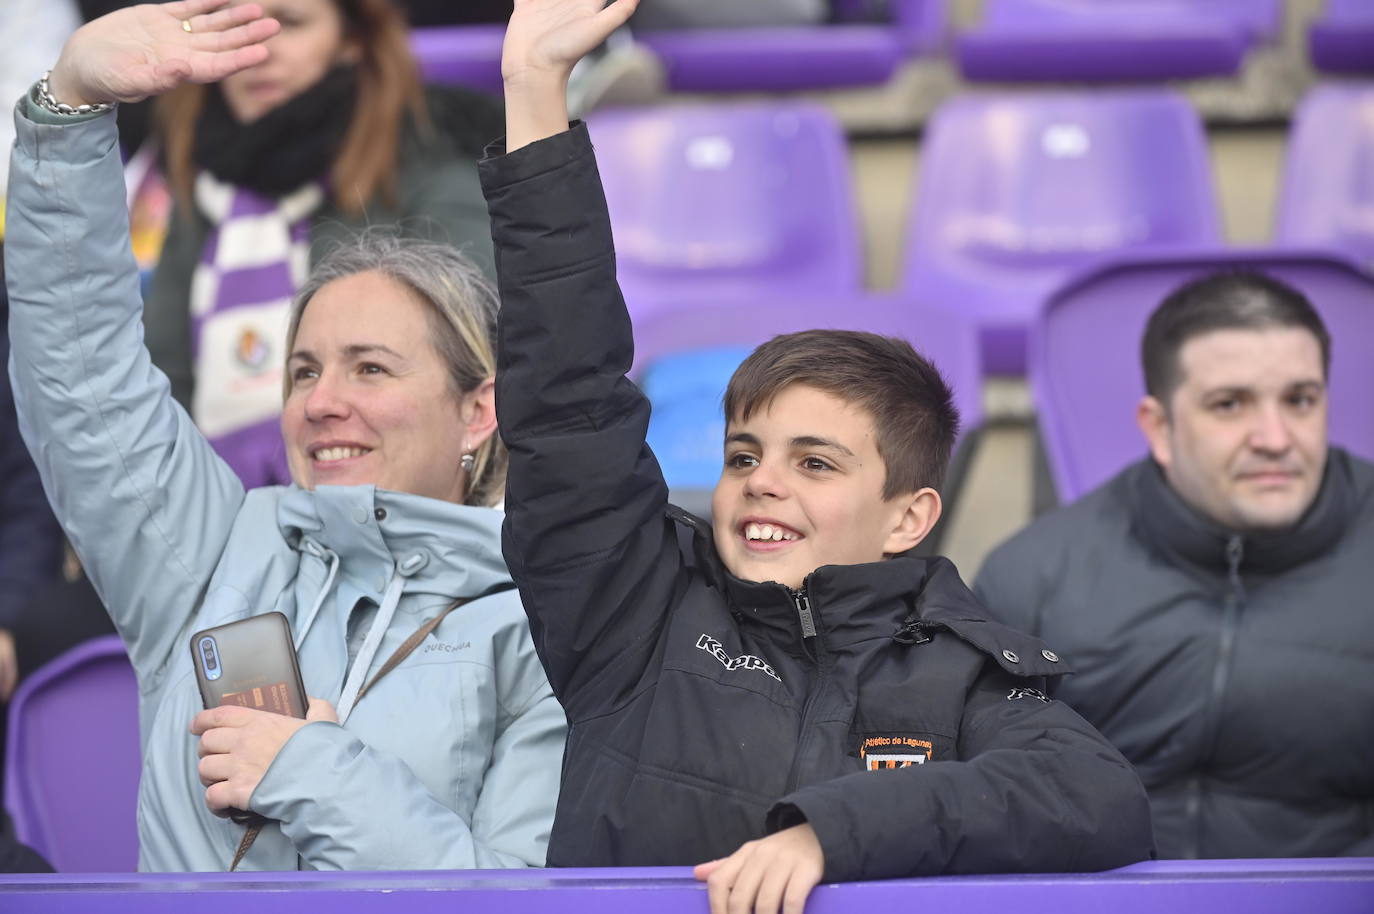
<box><xmin>293</xmin><ymin>540</ymin><xmax>340</xmax><ymax>651</ymax></box>
<box><xmin>334</xmin><ymin>559</ymin><xmax>414</xmax><ymax>724</ymax></box>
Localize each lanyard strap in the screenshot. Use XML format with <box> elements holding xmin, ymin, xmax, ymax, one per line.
<box><xmin>229</xmin><ymin>596</ymin><xmax>471</xmax><ymax>871</ymax></box>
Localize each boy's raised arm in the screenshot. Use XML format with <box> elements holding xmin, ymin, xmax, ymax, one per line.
<box><xmin>501</xmin><ymin>0</ymin><xmax>639</xmax><ymax>151</ymax></box>
<box><xmin>483</xmin><ymin>0</ymin><xmax>686</xmax><ymax>721</ymax></box>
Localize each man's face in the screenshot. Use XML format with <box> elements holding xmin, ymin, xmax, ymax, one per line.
<box><xmin>710</xmin><ymin>384</ymin><xmax>932</xmax><ymax>590</ymax></box>
<box><xmin>1139</xmin><ymin>327</ymin><xmax>1328</xmax><ymax>533</ymax></box>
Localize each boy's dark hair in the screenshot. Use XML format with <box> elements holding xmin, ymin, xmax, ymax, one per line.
<box><xmin>722</xmin><ymin>330</ymin><xmax>960</xmax><ymax>498</ymax></box>
<box><xmin>1142</xmin><ymin>270</ymin><xmax>1331</xmax><ymax>404</ymax></box>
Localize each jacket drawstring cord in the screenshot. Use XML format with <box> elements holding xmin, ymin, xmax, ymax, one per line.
<box><xmin>333</xmin><ymin>565</ymin><xmax>407</xmax><ymax>724</ymax></box>
<box><xmin>293</xmin><ymin>539</ymin><xmax>340</xmax><ymax>651</ymax></box>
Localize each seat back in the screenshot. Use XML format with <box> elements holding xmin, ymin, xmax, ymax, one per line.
<box><xmin>907</xmin><ymin>90</ymin><xmax>1221</xmax><ymax>282</ymax></box>
<box><xmin>1276</xmin><ymin>85</ymin><xmax>1374</xmax><ymax>268</ymax></box>
<box><xmin>1308</xmin><ymin>0</ymin><xmax>1374</xmax><ymax>75</ymax></box>
<box><xmin>977</xmin><ymin>0</ymin><xmax>1278</xmax><ymax>41</ymax></box>
<box><xmin>410</xmin><ymin>25</ymin><xmax>506</xmax><ymax>94</ymax></box>
<box><xmin>588</xmin><ymin>103</ymin><xmax>863</xmax><ymax>323</ymax></box>
<box><xmin>957</xmin><ymin>0</ymin><xmax>1255</xmax><ymax>82</ymax></box>
<box><xmin>903</xmin><ymin>90</ymin><xmax>1221</xmax><ymax>372</ymax></box>
<box><xmin>4</xmin><ymin>635</ymin><xmax>139</xmax><ymax>872</ymax></box>
<box><xmin>1030</xmin><ymin>248</ymin><xmax>1374</xmax><ymax>503</ymax></box>
<box><xmin>644</xmin><ymin>345</ymin><xmax>754</xmax><ymax>497</ymax></box>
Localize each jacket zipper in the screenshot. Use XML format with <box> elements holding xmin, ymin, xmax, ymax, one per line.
<box><xmin>784</xmin><ymin>582</ymin><xmax>826</xmax><ymax>793</ymax></box>
<box><xmin>1186</xmin><ymin>534</ymin><xmax>1246</xmax><ymax>858</ymax></box>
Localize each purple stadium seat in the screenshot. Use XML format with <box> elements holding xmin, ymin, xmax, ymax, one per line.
<box><xmin>1029</xmin><ymin>248</ymin><xmax>1374</xmax><ymax>504</ymax></box>
<box><xmin>956</xmin><ymin>0</ymin><xmax>1278</xmax><ymax>82</ymax></box>
<box><xmin>4</xmin><ymin>635</ymin><xmax>139</xmax><ymax>873</ymax></box>
<box><xmin>1275</xmin><ymin>84</ymin><xmax>1374</xmax><ymax>269</ymax></box>
<box><xmin>902</xmin><ymin>90</ymin><xmax>1222</xmax><ymax>375</ymax></box>
<box><xmin>1308</xmin><ymin>0</ymin><xmax>1374</xmax><ymax>75</ymax></box>
<box><xmin>588</xmin><ymin>102</ymin><xmax>863</xmax><ymax>325</ymax></box>
<box><xmin>637</xmin><ymin>0</ymin><xmax>945</xmax><ymax>92</ymax></box>
<box><xmin>411</xmin><ymin>25</ymin><xmax>505</xmax><ymax>95</ymax></box>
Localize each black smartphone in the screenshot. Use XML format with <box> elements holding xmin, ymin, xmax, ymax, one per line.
<box><xmin>190</xmin><ymin>612</ymin><xmax>309</xmax><ymax>825</ymax></box>
<box><xmin>191</xmin><ymin>612</ymin><xmax>308</xmax><ymax>719</ymax></box>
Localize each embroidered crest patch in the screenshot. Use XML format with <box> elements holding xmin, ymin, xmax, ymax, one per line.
<box><xmin>234</xmin><ymin>326</ymin><xmax>271</xmax><ymax>373</ymax></box>
<box><xmin>859</xmin><ymin>735</ymin><xmax>933</xmax><ymax>769</ymax></box>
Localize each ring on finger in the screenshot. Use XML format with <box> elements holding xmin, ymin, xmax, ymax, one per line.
<box><xmin>182</xmin><ymin>18</ymin><xmax>193</xmax><ymax>33</ymax></box>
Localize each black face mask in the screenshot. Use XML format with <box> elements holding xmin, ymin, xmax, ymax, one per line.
<box><xmin>192</xmin><ymin>66</ymin><xmax>359</xmax><ymax>198</ymax></box>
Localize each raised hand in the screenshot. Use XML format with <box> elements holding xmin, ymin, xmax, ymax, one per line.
<box><xmin>503</xmin><ymin>0</ymin><xmax>639</xmax><ymax>85</ymax></box>
<box><xmin>501</xmin><ymin>0</ymin><xmax>639</xmax><ymax>150</ymax></box>
<box><xmin>47</xmin><ymin>0</ymin><xmax>279</xmax><ymax>110</ymax></box>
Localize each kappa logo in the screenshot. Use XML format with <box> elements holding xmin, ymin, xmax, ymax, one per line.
<box><xmin>860</xmin><ymin>735</ymin><xmax>932</xmax><ymax>770</ymax></box>
<box><xmin>1007</xmin><ymin>687</ymin><xmax>1050</xmax><ymax>703</ymax></box>
<box><xmin>695</xmin><ymin>634</ymin><xmax>782</xmax><ymax>683</ymax></box>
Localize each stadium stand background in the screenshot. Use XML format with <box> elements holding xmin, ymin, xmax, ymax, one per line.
<box><xmin>681</xmin><ymin>0</ymin><xmax>1348</xmax><ymax>578</ymax></box>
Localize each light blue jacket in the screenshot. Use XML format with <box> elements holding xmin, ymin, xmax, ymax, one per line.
<box><xmin>5</xmin><ymin>102</ymin><xmax>565</xmax><ymax>872</ymax></box>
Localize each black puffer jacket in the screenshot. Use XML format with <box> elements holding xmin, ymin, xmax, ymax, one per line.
<box><xmin>480</xmin><ymin>124</ymin><xmax>1155</xmax><ymax>880</ymax></box>
<box><xmin>976</xmin><ymin>455</ymin><xmax>1374</xmax><ymax>859</ymax></box>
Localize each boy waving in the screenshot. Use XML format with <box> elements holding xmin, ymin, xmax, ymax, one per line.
<box><xmin>481</xmin><ymin>3</ymin><xmax>1154</xmax><ymax>911</ymax></box>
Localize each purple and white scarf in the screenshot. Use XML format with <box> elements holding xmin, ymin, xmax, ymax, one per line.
<box><xmin>190</xmin><ymin>172</ymin><xmax>324</xmax><ymax>489</ymax></box>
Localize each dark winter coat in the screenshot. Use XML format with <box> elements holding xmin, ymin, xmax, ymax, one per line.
<box><xmin>976</xmin><ymin>455</ymin><xmax>1374</xmax><ymax>858</ymax></box>
<box><xmin>480</xmin><ymin>123</ymin><xmax>1155</xmax><ymax>881</ymax></box>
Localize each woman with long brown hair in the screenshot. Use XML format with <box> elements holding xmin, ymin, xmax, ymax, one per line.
<box><xmin>146</xmin><ymin>0</ymin><xmax>502</xmax><ymax>489</ymax></box>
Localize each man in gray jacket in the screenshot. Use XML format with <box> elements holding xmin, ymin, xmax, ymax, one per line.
<box><xmin>976</xmin><ymin>271</ymin><xmax>1374</xmax><ymax>859</ymax></box>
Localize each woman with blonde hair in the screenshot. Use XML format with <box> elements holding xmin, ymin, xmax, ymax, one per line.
<box><xmin>5</xmin><ymin>0</ymin><xmax>561</xmax><ymax>871</ymax></box>
<box><xmin>146</xmin><ymin>0</ymin><xmax>503</xmax><ymax>489</ymax></box>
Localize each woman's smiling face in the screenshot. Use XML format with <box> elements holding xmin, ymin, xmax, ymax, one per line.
<box><xmin>281</xmin><ymin>270</ymin><xmax>490</xmax><ymax>503</ymax></box>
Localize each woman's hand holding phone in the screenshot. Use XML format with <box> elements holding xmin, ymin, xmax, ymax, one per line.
<box><xmin>191</xmin><ymin>697</ymin><xmax>339</xmax><ymax>817</ymax></box>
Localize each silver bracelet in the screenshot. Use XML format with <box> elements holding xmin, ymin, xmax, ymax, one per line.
<box><xmin>33</xmin><ymin>70</ymin><xmax>116</xmax><ymax>116</ymax></box>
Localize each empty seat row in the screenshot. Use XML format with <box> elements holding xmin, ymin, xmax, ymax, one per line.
<box><xmin>589</xmin><ymin>84</ymin><xmax>1373</xmax><ymax>375</ymax></box>
<box><xmin>586</xmin><ymin>85</ymin><xmax>1373</xmax><ymax>503</ymax></box>
<box><xmin>410</xmin><ymin>0</ymin><xmax>1371</xmax><ymax>97</ymax></box>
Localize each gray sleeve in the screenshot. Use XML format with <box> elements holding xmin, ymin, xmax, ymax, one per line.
<box><xmin>973</xmin><ymin>535</ymin><xmax>1042</xmax><ymax>636</ymax></box>
<box><xmin>6</xmin><ymin>103</ymin><xmax>245</xmax><ymax>687</ymax></box>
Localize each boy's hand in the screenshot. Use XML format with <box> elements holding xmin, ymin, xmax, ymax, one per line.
<box><xmin>502</xmin><ymin>0</ymin><xmax>640</xmax><ymax>151</ymax></box>
<box><xmin>694</xmin><ymin>823</ymin><xmax>825</xmax><ymax>914</ymax></box>
<box><xmin>503</xmin><ymin>0</ymin><xmax>639</xmax><ymax>86</ymax></box>
<box><xmin>190</xmin><ymin>697</ymin><xmax>338</xmax><ymax>816</ymax></box>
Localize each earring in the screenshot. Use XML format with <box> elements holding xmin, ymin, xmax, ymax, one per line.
<box><xmin>460</xmin><ymin>452</ymin><xmax>476</xmax><ymax>474</ymax></box>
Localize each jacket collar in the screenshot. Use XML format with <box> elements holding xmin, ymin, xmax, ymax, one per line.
<box><xmin>1130</xmin><ymin>451</ymin><xmax>1355</xmax><ymax>577</ymax></box>
<box><xmin>670</xmin><ymin>506</ymin><xmax>1064</xmax><ymax>675</ymax></box>
<box><xmin>276</xmin><ymin>484</ymin><xmax>512</xmax><ymax>599</ymax></box>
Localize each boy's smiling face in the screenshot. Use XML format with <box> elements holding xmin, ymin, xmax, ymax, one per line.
<box><xmin>710</xmin><ymin>384</ymin><xmax>935</xmax><ymax>590</ymax></box>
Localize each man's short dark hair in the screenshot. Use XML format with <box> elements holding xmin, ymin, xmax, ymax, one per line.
<box><xmin>1142</xmin><ymin>270</ymin><xmax>1332</xmax><ymax>403</ymax></box>
<box><xmin>722</xmin><ymin>330</ymin><xmax>960</xmax><ymax>498</ymax></box>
